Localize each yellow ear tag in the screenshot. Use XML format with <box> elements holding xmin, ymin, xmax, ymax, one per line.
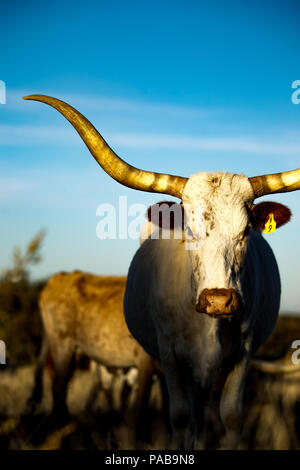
<box><xmin>264</xmin><ymin>213</ymin><xmax>276</xmax><ymax>234</ymax></box>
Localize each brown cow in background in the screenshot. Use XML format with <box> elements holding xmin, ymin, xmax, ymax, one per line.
<box><xmin>28</xmin><ymin>271</ymin><xmax>158</xmax><ymax>435</ymax></box>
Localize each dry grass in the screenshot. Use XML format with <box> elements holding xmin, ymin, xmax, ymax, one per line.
<box><xmin>1</xmin><ymin>315</ymin><xmax>300</xmax><ymax>449</ymax></box>
<box><xmin>1</xmin><ymin>237</ymin><xmax>300</xmax><ymax>450</ymax></box>
<box><xmin>0</xmin><ymin>363</ymin><xmax>170</xmax><ymax>450</ymax></box>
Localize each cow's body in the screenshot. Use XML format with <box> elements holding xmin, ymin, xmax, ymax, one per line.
<box><xmin>40</xmin><ymin>272</ymin><xmax>142</xmax><ymax>369</ymax></box>
<box><xmin>124</xmin><ymin>172</ymin><xmax>281</xmax><ymax>449</ymax></box>
<box><xmin>29</xmin><ymin>271</ymin><xmax>156</xmax><ymax>424</ymax></box>
<box><xmin>126</xmin><ymin>230</ymin><xmax>280</xmax><ymax>360</ymax></box>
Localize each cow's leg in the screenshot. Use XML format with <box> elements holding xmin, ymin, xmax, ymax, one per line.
<box><xmin>219</xmin><ymin>354</ymin><xmax>249</xmax><ymax>449</ymax></box>
<box><xmin>111</xmin><ymin>368</ymin><xmax>125</xmax><ymax>412</ymax></box>
<box><xmin>160</xmin><ymin>347</ymin><xmax>192</xmax><ymax>449</ymax></box>
<box><xmin>133</xmin><ymin>353</ymin><xmax>156</xmax><ymax>441</ymax></box>
<box><xmin>25</xmin><ymin>332</ymin><xmax>49</xmax><ymax>415</ymax></box>
<box><xmin>48</xmin><ymin>336</ymin><xmax>76</xmax><ymax>422</ymax></box>
<box><xmin>193</xmin><ymin>384</ymin><xmax>217</xmax><ymax>449</ymax></box>
<box><xmin>135</xmin><ymin>353</ymin><xmax>155</xmax><ymax>413</ymax></box>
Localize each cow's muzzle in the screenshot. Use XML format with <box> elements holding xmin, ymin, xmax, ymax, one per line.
<box><xmin>196</xmin><ymin>288</ymin><xmax>241</xmax><ymax>318</ymax></box>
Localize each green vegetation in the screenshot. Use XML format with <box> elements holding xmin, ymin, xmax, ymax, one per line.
<box><xmin>0</xmin><ymin>231</ymin><xmax>47</xmax><ymax>365</ymax></box>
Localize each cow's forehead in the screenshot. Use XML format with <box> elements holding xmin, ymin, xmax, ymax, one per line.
<box><xmin>182</xmin><ymin>172</ymin><xmax>254</xmax><ymax>207</ymax></box>
<box><xmin>182</xmin><ymin>172</ymin><xmax>255</xmax><ymax>237</ymax></box>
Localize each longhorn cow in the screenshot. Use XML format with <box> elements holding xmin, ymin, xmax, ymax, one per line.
<box><xmin>23</xmin><ymin>95</ymin><xmax>299</xmax><ymax>449</ymax></box>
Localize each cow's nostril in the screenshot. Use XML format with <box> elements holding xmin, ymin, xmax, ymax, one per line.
<box><xmin>225</xmin><ymin>292</ymin><xmax>233</xmax><ymax>308</ymax></box>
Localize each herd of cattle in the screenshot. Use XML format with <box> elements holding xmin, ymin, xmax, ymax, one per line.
<box><xmin>12</xmin><ymin>94</ymin><xmax>300</xmax><ymax>449</ymax></box>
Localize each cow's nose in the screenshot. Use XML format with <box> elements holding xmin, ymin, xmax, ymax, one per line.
<box><xmin>196</xmin><ymin>288</ymin><xmax>241</xmax><ymax>317</ymax></box>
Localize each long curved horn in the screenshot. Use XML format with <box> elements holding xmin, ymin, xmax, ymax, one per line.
<box><xmin>23</xmin><ymin>95</ymin><xmax>187</xmax><ymax>198</ymax></box>
<box><xmin>249</xmin><ymin>169</ymin><xmax>300</xmax><ymax>198</ymax></box>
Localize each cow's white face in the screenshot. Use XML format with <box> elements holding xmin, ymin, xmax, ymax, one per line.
<box><xmin>182</xmin><ymin>172</ymin><xmax>254</xmax><ymax>316</ymax></box>
<box><xmin>143</xmin><ymin>172</ymin><xmax>291</xmax><ymax>317</ymax></box>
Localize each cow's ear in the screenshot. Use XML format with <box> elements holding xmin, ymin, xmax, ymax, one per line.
<box><xmin>146</xmin><ymin>201</ymin><xmax>184</xmax><ymax>229</ymax></box>
<box><xmin>251</xmin><ymin>202</ymin><xmax>292</xmax><ymax>231</ymax></box>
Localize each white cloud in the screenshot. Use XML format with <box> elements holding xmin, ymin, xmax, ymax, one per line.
<box><xmin>5</xmin><ymin>89</ymin><xmax>214</xmax><ymax>119</ymax></box>
<box><xmin>0</xmin><ymin>177</ymin><xmax>39</xmax><ymax>203</ymax></box>
<box><xmin>1</xmin><ymin>123</ymin><xmax>300</xmax><ymax>155</ymax></box>
<box><xmin>112</xmin><ymin>133</ymin><xmax>300</xmax><ymax>154</ymax></box>
<box><xmin>2</xmin><ymin>88</ymin><xmax>300</xmax><ymax>156</ymax></box>
<box><xmin>0</xmin><ymin>124</ymin><xmax>75</xmax><ymax>144</ymax></box>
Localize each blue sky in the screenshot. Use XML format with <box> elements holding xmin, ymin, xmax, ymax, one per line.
<box><xmin>0</xmin><ymin>0</ymin><xmax>300</xmax><ymax>311</ymax></box>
